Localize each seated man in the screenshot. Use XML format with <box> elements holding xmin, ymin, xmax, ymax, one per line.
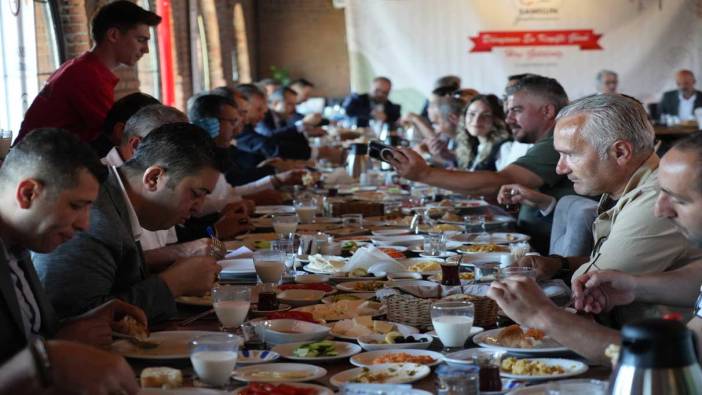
<box><xmin>488</xmin><ymin>132</ymin><xmax>702</xmax><ymax>364</ymax></box>
<box><xmin>412</xmin><ymin>96</ymin><xmax>465</xmax><ymax>167</ymax></box>
<box><xmin>0</xmin><ymin>128</ymin><xmax>146</xmax><ymax>393</ymax></box>
<box><xmin>659</xmin><ymin>69</ymin><xmax>702</xmax><ymax>120</ymax></box>
<box><xmin>343</xmin><ymin>76</ymin><xmax>401</xmax><ymax>128</ymax></box>
<box><xmin>188</xmin><ymin>93</ymin><xmax>304</xmax><ymax>212</ymax></box>
<box><xmin>35</xmin><ymin>123</ymin><xmax>225</xmax><ymax>322</ymax></box>
<box><xmin>595</xmin><ymin>69</ymin><xmax>618</xmax><ymax>95</ymax></box>
<box><xmin>235</xmin><ymin>84</ymin><xmax>344</xmax><ymax>164</ymax></box>
<box><xmin>419</xmin><ymin>75</ymin><xmax>461</xmax><ymax>120</ymax></box>
<box><xmin>15</xmin><ymin>1</ymin><xmax>161</xmax><ymax>145</ymax></box>
<box><xmin>94</xmin><ymin>91</ymin><xmax>159</xmax><ymax>157</ymax></box>
<box><xmin>513</xmin><ymin>94</ymin><xmax>699</xmax><ymax>325</ymax></box>
<box><xmin>389</xmin><ymin>75</ymin><xmax>574</xmax><ymax>254</ymax></box>
<box><xmin>257</xmin><ymin>87</ymin><xmax>325</xmax><ymax>138</ymax></box>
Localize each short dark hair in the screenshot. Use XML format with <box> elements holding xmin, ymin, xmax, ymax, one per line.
<box><xmin>188</xmin><ymin>94</ymin><xmax>236</xmax><ymax>122</ymax></box>
<box><xmin>507</xmin><ymin>73</ymin><xmax>539</xmax><ymax>83</ymax></box>
<box><xmin>506</xmin><ymin>75</ymin><xmax>569</xmax><ymax>112</ymax></box>
<box><xmin>103</xmin><ymin>92</ymin><xmax>159</xmax><ymax>138</ymax></box>
<box><xmin>373</xmin><ymin>76</ymin><xmax>392</xmax><ymax>85</ymax></box>
<box><xmin>210</xmin><ymin>86</ymin><xmax>236</xmax><ymax>101</ymax></box>
<box><xmin>670</xmin><ymin>132</ymin><xmax>702</xmax><ymax>192</ymax></box>
<box><xmin>123</xmin><ymin>104</ymin><xmax>188</xmax><ymax>142</ymax></box>
<box><xmin>268</xmin><ymin>87</ymin><xmax>296</xmax><ymax>103</ymax></box>
<box><xmin>434</xmin><ymin>75</ymin><xmax>461</xmax><ymax>91</ymax></box>
<box><xmin>123</xmin><ymin>122</ymin><xmax>228</xmax><ymax>187</ymax></box>
<box><xmin>291</xmin><ymin>78</ymin><xmax>314</xmax><ymax>88</ymax></box>
<box><xmin>236</xmin><ymin>83</ymin><xmax>266</xmax><ymax>100</ymax></box>
<box><xmin>91</xmin><ymin>0</ymin><xmax>161</xmax><ymax>44</ymax></box>
<box><xmin>0</xmin><ymin>128</ymin><xmax>107</xmax><ymax>194</ymax></box>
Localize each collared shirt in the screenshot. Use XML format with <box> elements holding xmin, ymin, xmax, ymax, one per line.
<box><xmin>572</xmin><ymin>154</ymin><xmax>702</xmax><ymax>324</ymax></box>
<box><xmin>103</xmin><ymin>153</ymin><xmax>177</xmax><ymax>251</ymax></box>
<box><xmin>678</xmin><ymin>92</ymin><xmax>697</xmax><ymax>121</ymax></box>
<box><xmin>2</xmin><ymin>243</ymin><xmax>41</xmax><ymax>335</ymax></box>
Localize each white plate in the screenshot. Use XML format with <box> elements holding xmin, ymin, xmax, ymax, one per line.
<box><xmin>443</xmin><ymin>347</ymin><xmax>504</xmax><ymax>366</ymax></box>
<box><xmin>427</xmin><ymin>199</ymin><xmax>488</xmax><ymax>209</ymax></box>
<box><xmin>322</xmin><ymin>292</ymin><xmax>376</xmax><ymax>304</ymax></box>
<box><xmin>329</xmin><ymin>363</ymin><xmax>431</xmax><ymax>387</ymax></box>
<box><xmin>506</xmin><ymin>378</ymin><xmax>607</xmax><ymax>394</ymax></box>
<box><xmin>357</xmin><ymin>334</ymin><xmax>433</xmax><ymax>351</ymax></box>
<box><xmin>372</xmin><ymin>228</ymin><xmax>411</xmax><ymax>236</ymax></box>
<box><xmin>419</xmin><ymin>251</ymin><xmax>458</xmax><ymax>259</ymax></box>
<box><xmin>451</xmin><ymin>232</ymin><xmax>530</xmax><ymax>245</ymax></box>
<box><xmin>387</xmin><ymin>272</ymin><xmax>423</xmax><ymax>280</ymax></box>
<box><xmin>409</xmin><ymin>240</ymin><xmax>463</xmax><ymax>252</ymax></box>
<box><xmin>302</xmin><ymin>264</ymin><xmax>341</xmax><ymax>275</ymax></box>
<box><xmin>336</xmin><ymin>280</ymin><xmax>387</xmax><ymax>293</ymax></box>
<box><xmin>112</xmin><ymin>330</ymin><xmax>221</xmax><ymax>359</ymax></box>
<box><xmin>330</xmin><ymin>272</ymin><xmax>387</xmax><ymax>281</ymax></box>
<box><xmin>237</xmin><ymin>349</ymin><xmax>280</xmax><ymax>365</ymax></box>
<box><xmin>331</xmin><ymin>321</ymin><xmax>419</xmax><ymax>341</ymax></box>
<box><xmin>140</xmin><ymin>389</ymin><xmax>228</xmax><ymax>395</ymax></box>
<box><xmin>294</xmin><ymin>274</ymin><xmax>330</xmax><ymax>284</ymax></box>
<box><xmin>350</xmin><ymin>349</ymin><xmax>444</xmax><ymax>367</ymax></box>
<box><xmin>473</xmin><ymin>328</ymin><xmax>568</xmax><ymax>354</ymax></box>
<box><xmin>233</xmin><ymin>363</ymin><xmax>327</xmax><ymax>383</ymax></box>
<box><xmin>439</xmin><ymin>214</ymin><xmax>514</xmax><ymax>225</ymax></box>
<box><xmin>500</xmin><ymin>358</ymin><xmax>588</xmax><ymax>380</ymax></box>
<box><xmin>273</xmin><ymin>340</ymin><xmax>362</xmax><ymax>362</ymax></box>
<box><xmin>291</xmin><ymin>301</ymin><xmax>384</xmax><ymax>321</ymax></box>
<box><xmin>426</xmin><ymin>326</ymin><xmax>484</xmax><ymax>339</ymax></box>
<box><xmin>277</xmin><ymin>289</ymin><xmax>326</xmax><ymax>306</ymax></box>
<box><xmin>232</xmin><ymin>383</ymin><xmax>334</xmax><ymax>395</ymax></box>
<box><xmin>249</xmin><ymin>303</ymin><xmax>292</xmax><ymax>316</ymax></box>
<box><xmin>255</xmin><ymin>205</ymin><xmax>296</xmax><ymax>215</ymax></box>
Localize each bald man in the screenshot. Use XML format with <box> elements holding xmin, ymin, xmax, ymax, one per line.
<box><xmin>659</xmin><ymin>70</ymin><xmax>702</xmax><ymax>120</ymax></box>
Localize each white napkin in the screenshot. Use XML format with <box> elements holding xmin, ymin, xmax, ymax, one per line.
<box><xmin>225</xmin><ymin>246</ymin><xmax>253</xmax><ymax>259</ymax></box>
<box><xmin>343</xmin><ymin>246</ymin><xmax>406</xmax><ymax>274</ymax></box>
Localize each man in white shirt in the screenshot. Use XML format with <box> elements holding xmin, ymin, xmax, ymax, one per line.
<box><xmin>659</xmin><ymin>70</ymin><xmax>702</xmax><ymax>120</ymax></box>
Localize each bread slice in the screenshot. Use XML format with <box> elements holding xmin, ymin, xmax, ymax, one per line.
<box><xmin>114</xmin><ymin>315</ymin><xmax>148</xmax><ymax>340</ymax></box>
<box><xmin>496</xmin><ymin>324</ymin><xmax>524</xmax><ymax>348</ymax></box>
<box><xmin>140</xmin><ymin>367</ymin><xmax>183</xmax><ymax>389</ymax></box>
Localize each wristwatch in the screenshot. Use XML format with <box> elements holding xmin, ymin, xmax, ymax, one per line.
<box><xmin>29</xmin><ymin>336</ymin><xmax>52</xmax><ymax>388</ymax></box>
<box><xmin>695</xmin><ymin>285</ymin><xmax>702</xmax><ymax>319</ymax></box>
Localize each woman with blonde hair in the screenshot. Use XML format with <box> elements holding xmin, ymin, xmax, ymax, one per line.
<box><xmin>455</xmin><ymin>94</ymin><xmax>511</xmax><ymax>171</ymax></box>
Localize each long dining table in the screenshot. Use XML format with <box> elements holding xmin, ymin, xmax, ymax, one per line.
<box><xmin>128</xmin><ymin>192</ymin><xmax>612</xmax><ymax>393</ymax></box>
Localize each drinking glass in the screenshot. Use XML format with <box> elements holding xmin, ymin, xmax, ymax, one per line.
<box><xmin>190</xmin><ymin>333</ymin><xmax>242</xmax><ymax>387</ymax></box>
<box><xmin>464</xmin><ymin>215</ymin><xmax>487</xmax><ymax>237</ymax></box>
<box><xmin>341</xmin><ymin>213</ymin><xmax>363</xmax><ymax>229</ymax></box>
<box><xmin>271</xmin><ymin>238</ymin><xmax>297</xmax><ymax>275</ymax></box>
<box><xmin>252</xmin><ymin>249</ymin><xmax>286</xmax><ymax>284</ymax></box>
<box><xmin>272</xmin><ymin>214</ymin><xmax>298</xmax><ymax>238</ymax></box>
<box><xmin>430</xmin><ymin>300</ymin><xmax>475</xmax><ymax>352</ymax></box>
<box><xmin>423</xmin><ymin>233</ymin><xmax>446</xmax><ymax>257</ymax></box>
<box><xmin>294</xmin><ymin>197</ymin><xmax>318</xmax><ymax>224</ymax></box>
<box><xmin>212</xmin><ymin>285</ymin><xmax>251</xmax><ymax>331</ymax></box>
<box><xmin>499</xmin><ymin>266</ymin><xmax>537</xmax><ymax>279</ymax></box>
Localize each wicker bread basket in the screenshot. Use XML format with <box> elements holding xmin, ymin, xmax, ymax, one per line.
<box><xmin>386</xmin><ymin>293</ymin><xmax>498</xmax><ymax>329</ymax></box>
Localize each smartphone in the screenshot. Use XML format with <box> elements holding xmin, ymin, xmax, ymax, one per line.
<box><xmin>369</xmin><ymin>140</ymin><xmax>402</xmax><ymax>163</ymax></box>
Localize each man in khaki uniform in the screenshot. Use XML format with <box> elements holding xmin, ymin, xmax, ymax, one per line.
<box><xmin>515</xmin><ymin>94</ymin><xmax>700</xmax><ymax>325</ymax></box>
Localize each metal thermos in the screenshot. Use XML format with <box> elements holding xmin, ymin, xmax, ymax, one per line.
<box><xmin>346</xmin><ymin>143</ymin><xmax>371</xmax><ymax>178</ymax></box>
<box><xmin>609</xmin><ymin>319</ymin><xmax>702</xmax><ymax>395</ymax></box>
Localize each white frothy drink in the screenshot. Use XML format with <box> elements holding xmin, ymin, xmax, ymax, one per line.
<box><xmin>213</xmin><ymin>300</ymin><xmax>250</xmax><ymax>328</ymax></box>
<box><xmin>273</xmin><ymin>222</ymin><xmax>298</xmax><ymax>237</ymax></box>
<box><xmin>254</xmin><ymin>260</ymin><xmax>285</xmax><ymax>283</ymax></box>
<box><xmin>190</xmin><ymin>350</ymin><xmax>238</xmax><ymax>386</ymax></box>
<box><xmin>432</xmin><ymin>315</ymin><xmax>474</xmax><ymax>347</ymax></box>
<box><xmin>296</xmin><ymin>207</ymin><xmax>316</xmax><ymax>224</ymax></box>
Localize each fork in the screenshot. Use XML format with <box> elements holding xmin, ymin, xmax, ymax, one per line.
<box><xmin>207</xmin><ymin>226</ymin><xmax>227</xmax><ymax>260</ymax></box>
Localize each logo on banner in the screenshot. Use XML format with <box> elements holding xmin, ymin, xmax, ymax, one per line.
<box><xmin>469</xmin><ymin>30</ymin><xmax>602</xmax><ymax>53</ymax></box>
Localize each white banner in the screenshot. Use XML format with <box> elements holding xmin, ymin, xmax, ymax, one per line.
<box><xmin>345</xmin><ymin>0</ymin><xmax>702</xmax><ymax>113</ymax></box>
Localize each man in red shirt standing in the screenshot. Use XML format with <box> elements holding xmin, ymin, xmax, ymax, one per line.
<box><xmin>15</xmin><ymin>1</ymin><xmax>161</xmax><ymax>145</ymax></box>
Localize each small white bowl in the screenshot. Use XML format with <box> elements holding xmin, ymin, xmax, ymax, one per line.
<box><xmin>277</xmin><ymin>289</ymin><xmax>326</xmax><ymax>306</ymax></box>
<box><xmin>237</xmin><ymin>349</ymin><xmax>280</xmax><ymax>365</ymax></box>
<box><xmin>294</xmin><ymin>274</ymin><xmax>331</xmax><ymax>284</ymax></box>
<box><xmin>357</xmin><ymin>334</ymin><xmax>433</xmax><ymax>351</ymax></box>
<box><xmin>255</xmin><ymin>319</ymin><xmax>331</xmax><ymax>344</ymax></box>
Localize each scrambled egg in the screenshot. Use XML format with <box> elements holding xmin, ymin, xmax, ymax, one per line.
<box><xmin>500</xmin><ymin>357</ymin><xmax>565</xmax><ymax>376</ymax></box>
<box><xmin>408</xmin><ymin>261</ymin><xmax>441</xmax><ymax>273</ymax></box>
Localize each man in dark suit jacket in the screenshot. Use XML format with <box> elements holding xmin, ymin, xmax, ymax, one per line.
<box><xmin>34</xmin><ymin>123</ymin><xmax>225</xmax><ymax>322</ymax></box>
<box><xmin>0</xmin><ymin>128</ymin><xmax>143</xmax><ymax>393</ymax></box>
<box><xmin>659</xmin><ymin>69</ymin><xmax>702</xmax><ymax>119</ymax></box>
<box><xmin>343</xmin><ymin>76</ymin><xmax>402</xmax><ymax>128</ymax></box>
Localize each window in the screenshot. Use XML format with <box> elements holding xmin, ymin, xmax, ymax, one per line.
<box><xmin>137</xmin><ymin>0</ymin><xmax>161</xmax><ymax>100</ymax></box>
<box><xmin>0</xmin><ymin>0</ymin><xmax>62</xmax><ymax>136</ymax></box>
<box><xmin>189</xmin><ymin>1</ymin><xmax>210</xmax><ymax>94</ymax></box>
<box><xmin>233</xmin><ymin>3</ymin><xmax>251</xmax><ymax>82</ymax></box>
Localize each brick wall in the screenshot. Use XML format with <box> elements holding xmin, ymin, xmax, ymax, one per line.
<box><xmin>254</xmin><ymin>0</ymin><xmax>350</xmax><ymax>98</ymax></box>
